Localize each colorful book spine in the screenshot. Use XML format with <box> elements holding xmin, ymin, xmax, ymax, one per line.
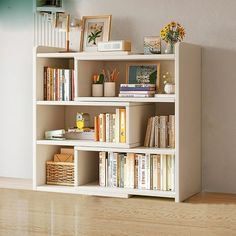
<box><xmin>94</xmin><ymin>116</ymin><xmax>99</xmax><ymax>141</ymax></box>
<box><xmin>120</xmin><ymin>84</ymin><xmax>156</xmax><ymax>88</ymax></box>
<box><xmin>120</xmin><ymin>87</ymin><xmax>156</xmax><ymax>91</ymax></box>
<box><xmin>119</xmin><ymin>109</ymin><xmax>126</xmax><ymax>143</ymax></box>
<box><xmin>43</xmin><ymin>67</ymin><xmax>47</xmax><ymax>100</ymax></box>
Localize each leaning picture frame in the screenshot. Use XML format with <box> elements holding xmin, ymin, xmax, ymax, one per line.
<box><xmin>126</xmin><ymin>62</ymin><xmax>161</xmax><ymax>90</ymax></box>
<box><xmin>80</xmin><ymin>15</ymin><xmax>112</xmax><ymax>52</ymax></box>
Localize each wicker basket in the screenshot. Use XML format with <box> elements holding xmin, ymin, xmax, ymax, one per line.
<box><xmin>46</xmin><ymin>161</ymin><xmax>74</xmax><ymax>186</ymax></box>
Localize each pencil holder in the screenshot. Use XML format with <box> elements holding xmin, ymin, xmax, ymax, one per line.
<box><xmin>104</xmin><ymin>82</ymin><xmax>116</xmax><ymax>97</ymax></box>
<box><xmin>92</xmin><ymin>84</ymin><xmax>103</xmax><ymax>97</ymax></box>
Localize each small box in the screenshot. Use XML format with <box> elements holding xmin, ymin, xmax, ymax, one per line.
<box><xmin>54</xmin><ymin>153</ymin><xmax>74</xmax><ymax>162</ymax></box>
<box><xmin>98</xmin><ymin>40</ymin><xmax>131</xmax><ymax>52</ymax></box>
<box><xmin>60</xmin><ymin>147</ymin><xmax>74</xmax><ymax>155</ymax></box>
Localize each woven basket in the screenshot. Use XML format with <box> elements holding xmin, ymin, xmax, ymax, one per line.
<box><xmin>46</xmin><ymin>161</ymin><xmax>74</xmax><ymax>186</ymax></box>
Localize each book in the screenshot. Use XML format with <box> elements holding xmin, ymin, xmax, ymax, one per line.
<box><xmin>168</xmin><ymin>115</ymin><xmax>175</xmax><ymax>148</ymax></box>
<box><xmin>99</xmin><ymin>113</ymin><xmax>106</xmax><ymax>142</ymax></box>
<box><xmin>94</xmin><ymin>116</ymin><xmax>99</xmax><ymax>141</ymax></box>
<box><xmin>134</xmin><ymin>154</ymin><xmax>139</xmax><ymax>189</ymax></box>
<box><xmin>119</xmin><ymin>153</ymin><xmax>125</xmax><ymax>188</ymax></box>
<box><xmin>149</xmin><ymin>117</ymin><xmax>155</xmax><ymax>147</ymax></box>
<box><xmin>120</xmin><ymin>87</ymin><xmax>156</xmax><ymax>91</ymax></box>
<box><xmin>159</xmin><ymin>116</ymin><xmax>168</xmax><ymax>148</ymax></box>
<box><xmin>138</xmin><ymin>154</ymin><xmax>146</xmax><ymax>190</ymax></box>
<box><xmin>161</xmin><ymin>155</ymin><xmax>167</xmax><ymax>191</ymax></box>
<box><xmin>118</xmin><ymin>94</ymin><xmax>154</xmax><ymax>98</ymax></box>
<box><xmin>127</xmin><ymin>153</ymin><xmax>135</xmax><ymax>189</ymax></box>
<box><xmin>120</xmin><ymin>84</ymin><xmax>156</xmax><ymax>88</ymax></box>
<box><xmin>115</xmin><ymin>109</ymin><xmax>120</xmax><ymax>143</ymax></box>
<box><xmin>154</xmin><ymin>116</ymin><xmax>159</xmax><ymax>148</ymax></box>
<box><xmin>99</xmin><ymin>152</ymin><xmax>106</xmax><ymax>187</ymax></box>
<box><xmin>167</xmin><ymin>155</ymin><xmax>175</xmax><ymax>191</ymax></box>
<box><xmin>105</xmin><ymin>113</ymin><xmax>111</xmax><ymax>142</ymax></box>
<box><xmin>144</xmin><ymin>117</ymin><xmax>152</xmax><ymax>147</ymax></box>
<box><xmin>145</xmin><ymin>154</ymin><xmax>151</xmax><ymax>190</ymax></box>
<box><xmin>119</xmin><ymin>91</ymin><xmax>155</xmax><ymax>94</ymax></box>
<box><xmin>119</xmin><ymin>109</ymin><xmax>126</xmax><ymax>143</ymax></box>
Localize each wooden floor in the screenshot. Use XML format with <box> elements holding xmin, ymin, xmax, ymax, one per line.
<box><xmin>0</xmin><ymin>178</ymin><xmax>236</xmax><ymax>236</ymax></box>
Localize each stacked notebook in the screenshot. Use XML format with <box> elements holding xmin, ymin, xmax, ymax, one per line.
<box><xmin>118</xmin><ymin>84</ymin><xmax>156</xmax><ymax>98</ymax></box>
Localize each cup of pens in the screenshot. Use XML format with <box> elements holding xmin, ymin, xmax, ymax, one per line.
<box><xmin>92</xmin><ymin>74</ymin><xmax>104</xmax><ymax>97</ymax></box>
<box><xmin>103</xmin><ymin>68</ymin><xmax>119</xmax><ymax>97</ymax></box>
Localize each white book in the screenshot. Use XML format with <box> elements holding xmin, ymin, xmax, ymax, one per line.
<box><xmin>64</xmin><ymin>69</ymin><xmax>70</xmax><ymax>101</ymax></box>
<box><xmin>105</xmin><ymin>113</ymin><xmax>110</xmax><ymax>142</ymax></box>
<box><xmin>127</xmin><ymin>153</ymin><xmax>135</xmax><ymax>189</ymax></box>
<box><xmin>99</xmin><ymin>152</ymin><xmax>106</xmax><ymax>187</ymax></box>
<box><xmin>145</xmin><ymin>154</ymin><xmax>151</xmax><ymax>190</ymax></box>
<box><xmin>138</xmin><ymin>154</ymin><xmax>146</xmax><ymax>190</ymax></box>
<box><xmin>111</xmin><ymin>114</ymin><xmax>116</xmax><ymax>143</ymax></box>
<box><xmin>161</xmin><ymin>154</ymin><xmax>167</xmax><ymax>191</ymax></box>
<box><xmin>152</xmin><ymin>154</ymin><xmax>158</xmax><ymax>190</ymax></box>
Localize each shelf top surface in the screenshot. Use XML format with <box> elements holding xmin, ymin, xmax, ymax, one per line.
<box><xmin>36</xmin><ymin>52</ymin><xmax>175</xmax><ymax>61</ymax></box>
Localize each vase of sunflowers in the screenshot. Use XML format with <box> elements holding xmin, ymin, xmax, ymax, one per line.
<box><xmin>160</xmin><ymin>22</ymin><xmax>185</xmax><ymax>54</ymax></box>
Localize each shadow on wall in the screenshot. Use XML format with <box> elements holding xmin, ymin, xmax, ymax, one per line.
<box><xmin>202</xmin><ymin>46</ymin><xmax>236</xmax><ymax>193</ymax></box>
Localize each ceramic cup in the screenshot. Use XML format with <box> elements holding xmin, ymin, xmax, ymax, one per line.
<box><xmin>92</xmin><ymin>84</ymin><xmax>103</xmax><ymax>97</ymax></box>
<box><xmin>104</xmin><ymin>82</ymin><xmax>116</xmax><ymax>97</ymax></box>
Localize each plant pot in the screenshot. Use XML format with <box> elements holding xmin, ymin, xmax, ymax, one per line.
<box><xmin>92</xmin><ymin>84</ymin><xmax>103</xmax><ymax>97</ymax></box>
<box><xmin>104</xmin><ymin>82</ymin><xmax>116</xmax><ymax>97</ymax></box>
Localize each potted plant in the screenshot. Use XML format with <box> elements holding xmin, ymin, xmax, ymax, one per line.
<box><xmin>160</xmin><ymin>22</ymin><xmax>185</xmax><ymax>54</ymax></box>
<box><xmin>92</xmin><ymin>74</ymin><xmax>104</xmax><ymax>97</ymax></box>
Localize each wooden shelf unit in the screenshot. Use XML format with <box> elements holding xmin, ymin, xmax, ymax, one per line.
<box><xmin>33</xmin><ymin>42</ymin><xmax>201</xmax><ymax>202</ymax></box>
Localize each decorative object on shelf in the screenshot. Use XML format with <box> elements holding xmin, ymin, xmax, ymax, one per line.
<box><xmin>162</xmin><ymin>72</ymin><xmax>175</xmax><ymax>94</ymax></box>
<box><xmin>76</xmin><ymin>112</ymin><xmax>90</xmax><ymax>131</ymax></box>
<box><xmin>126</xmin><ymin>63</ymin><xmax>160</xmax><ymax>91</ymax></box>
<box><xmin>45</xmin><ymin>129</ymin><xmax>65</xmax><ymax>140</ymax></box>
<box><xmin>92</xmin><ymin>74</ymin><xmax>104</xmax><ymax>97</ymax></box>
<box><xmin>144</xmin><ymin>36</ymin><xmax>161</xmax><ymax>54</ymax></box>
<box><xmin>98</xmin><ymin>40</ymin><xmax>131</xmax><ymax>52</ymax></box>
<box><xmin>160</xmin><ymin>22</ymin><xmax>185</xmax><ymax>54</ymax></box>
<box><xmin>53</xmin><ymin>13</ymin><xmax>81</xmax><ymax>52</ymax></box>
<box><xmin>103</xmin><ymin>68</ymin><xmax>119</xmax><ymax>97</ymax></box>
<box><xmin>80</xmin><ymin>15</ymin><xmax>112</xmax><ymax>52</ymax></box>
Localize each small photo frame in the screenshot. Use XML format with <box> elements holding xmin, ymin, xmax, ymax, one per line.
<box><xmin>80</xmin><ymin>15</ymin><xmax>112</xmax><ymax>52</ymax></box>
<box><xmin>144</xmin><ymin>36</ymin><xmax>161</xmax><ymax>55</ymax></box>
<box><xmin>126</xmin><ymin>62</ymin><xmax>160</xmax><ymax>89</ymax></box>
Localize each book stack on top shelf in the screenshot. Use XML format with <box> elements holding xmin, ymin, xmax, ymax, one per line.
<box><xmin>118</xmin><ymin>84</ymin><xmax>156</xmax><ymax>98</ymax></box>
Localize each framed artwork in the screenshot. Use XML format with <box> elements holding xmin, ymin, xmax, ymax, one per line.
<box><xmin>80</xmin><ymin>15</ymin><xmax>112</xmax><ymax>52</ymax></box>
<box><xmin>126</xmin><ymin>62</ymin><xmax>160</xmax><ymax>89</ymax></box>
<box><xmin>144</xmin><ymin>36</ymin><xmax>161</xmax><ymax>54</ymax></box>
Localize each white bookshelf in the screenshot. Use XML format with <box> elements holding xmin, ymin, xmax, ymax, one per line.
<box><xmin>33</xmin><ymin>42</ymin><xmax>201</xmax><ymax>202</ymax></box>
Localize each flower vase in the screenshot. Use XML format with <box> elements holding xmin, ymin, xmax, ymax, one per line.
<box><xmin>164</xmin><ymin>42</ymin><xmax>175</xmax><ymax>54</ymax></box>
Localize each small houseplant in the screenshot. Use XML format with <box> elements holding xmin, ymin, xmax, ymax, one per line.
<box><xmin>160</xmin><ymin>22</ymin><xmax>185</xmax><ymax>54</ymax></box>
<box><xmin>92</xmin><ymin>74</ymin><xmax>104</xmax><ymax>97</ymax></box>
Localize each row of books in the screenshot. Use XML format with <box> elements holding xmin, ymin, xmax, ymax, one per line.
<box><xmin>144</xmin><ymin>115</ymin><xmax>175</xmax><ymax>148</ymax></box>
<box><xmin>94</xmin><ymin>109</ymin><xmax>126</xmax><ymax>143</ymax></box>
<box><xmin>44</xmin><ymin>67</ymin><xmax>75</xmax><ymax>101</ymax></box>
<box><xmin>99</xmin><ymin>152</ymin><xmax>175</xmax><ymax>191</ymax></box>
<box><xmin>118</xmin><ymin>84</ymin><xmax>156</xmax><ymax>98</ymax></box>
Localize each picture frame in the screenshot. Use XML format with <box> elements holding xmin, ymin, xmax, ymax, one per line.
<box><xmin>80</xmin><ymin>15</ymin><xmax>112</xmax><ymax>52</ymax></box>
<box><xmin>144</xmin><ymin>36</ymin><xmax>161</xmax><ymax>55</ymax></box>
<box><xmin>126</xmin><ymin>62</ymin><xmax>161</xmax><ymax>89</ymax></box>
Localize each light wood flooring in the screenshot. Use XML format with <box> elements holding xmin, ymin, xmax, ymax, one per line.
<box><xmin>0</xmin><ymin>178</ymin><xmax>236</xmax><ymax>236</ymax></box>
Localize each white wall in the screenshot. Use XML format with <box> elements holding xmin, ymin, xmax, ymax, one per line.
<box><xmin>1</xmin><ymin>0</ymin><xmax>236</xmax><ymax>194</ymax></box>
<box><xmin>0</xmin><ymin>0</ymin><xmax>33</xmax><ymax>178</ymax></box>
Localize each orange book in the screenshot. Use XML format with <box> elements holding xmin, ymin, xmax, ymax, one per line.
<box><xmin>119</xmin><ymin>109</ymin><xmax>126</xmax><ymax>143</ymax></box>
<box><xmin>94</xmin><ymin>116</ymin><xmax>99</xmax><ymax>141</ymax></box>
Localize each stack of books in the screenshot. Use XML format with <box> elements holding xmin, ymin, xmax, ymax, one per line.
<box><xmin>144</xmin><ymin>115</ymin><xmax>175</xmax><ymax>148</ymax></box>
<box><xmin>44</xmin><ymin>67</ymin><xmax>75</xmax><ymax>101</ymax></box>
<box><xmin>94</xmin><ymin>108</ymin><xmax>126</xmax><ymax>143</ymax></box>
<box><xmin>99</xmin><ymin>152</ymin><xmax>175</xmax><ymax>191</ymax></box>
<box><xmin>118</xmin><ymin>84</ymin><xmax>156</xmax><ymax>98</ymax></box>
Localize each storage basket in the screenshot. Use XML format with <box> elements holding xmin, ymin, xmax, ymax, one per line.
<box><xmin>46</xmin><ymin>161</ymin><xmax>74</xmax><ymax>186</ymax></box>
